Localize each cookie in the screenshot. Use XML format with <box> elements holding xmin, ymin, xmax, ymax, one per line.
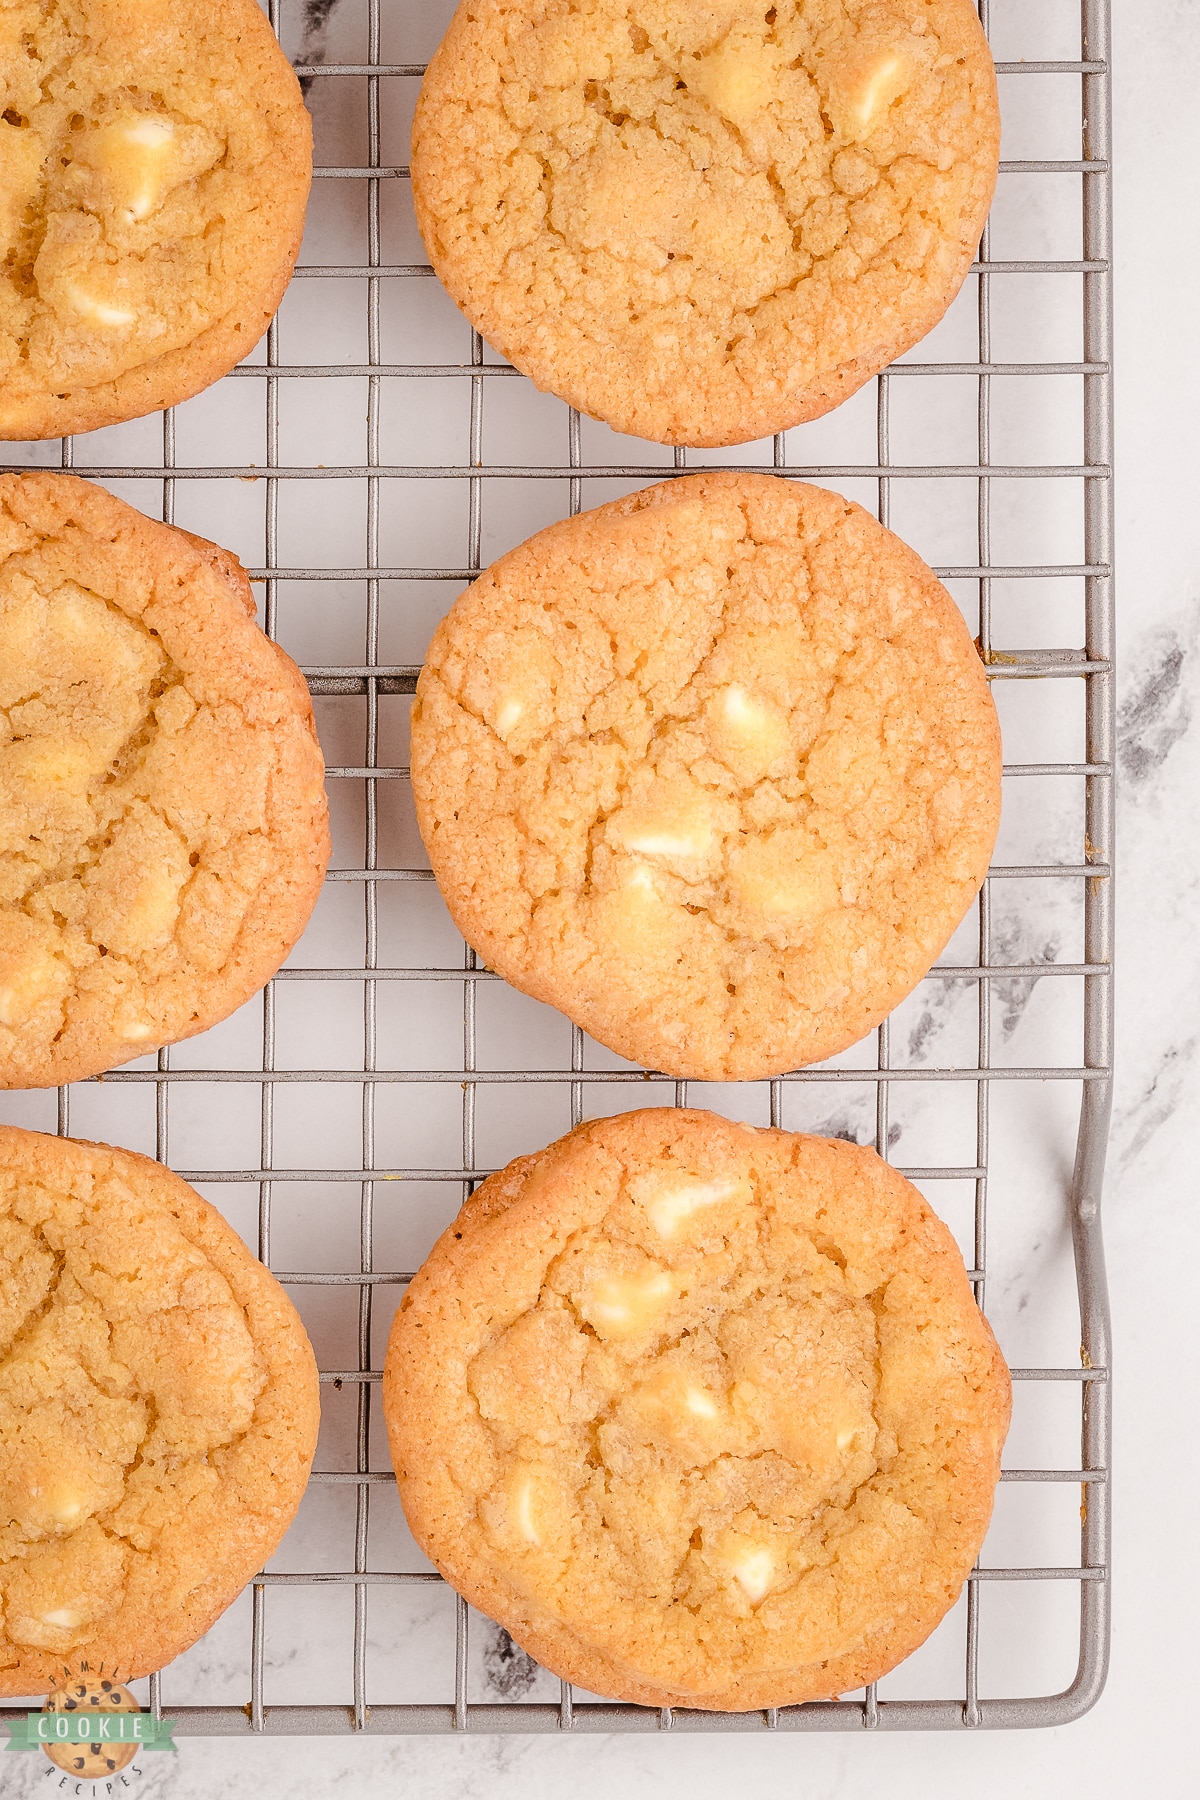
<box><xmin>411</xmin><ymin>472</ymin><xmax>1001</xmax><ymax>1083</ymax></box>
<box><xmin>384</xmin><ymin>1108</ymin><xmax>1010</xmax><ymax>1710</ymax></box>
<box><xmin>0</xmin><ymin>471</ymin><xmax>330</xmax><ymax>1089</ymax></box>
<box><xmin>0</xmin><ymin>1125</ymin><xmax>320</xmax><ymax>1694</ymax></box>
<box><xmin>0</xmin><ymin>0</ymin><xmax>311</xmax><ymax>440</ymax></box>
<box><xmin>41</xmin><ymin>1676</ymin><xmax>141</xmax><ymax>1776</ymax></box>
<box><xmin>412</xmin><ymin>0</ymin><xmax>999</xmax><ymax>447</ymax></box>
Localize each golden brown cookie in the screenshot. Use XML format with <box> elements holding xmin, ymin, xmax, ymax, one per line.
<box><xmin>411</xmin><ymin>472</ymin><xmax>1001</xmax><ymax>1082</ymax></box>
<box><xmin>384</xmin><ymin>1108</ymin><xmax>1010</xmax><ymax>1710</ymax></box>
<box><xmin>0</xmin><ymin>471</ymin><xmax>330</xmax><ymax>1089</ymax></box>
<box><xmin>0</xmin><ymin>1126</ymin><xmax>320</xmax><ymax>1694</ymax></box>
<box><xmin>412</xmin><ymin>0</ymin><xmax>999</xmax><ymax>447</ymax></box>
<box><xmin>0</xmin><ymin>0</ymin><xmax>311</xmax><ymax>440</ymax></box>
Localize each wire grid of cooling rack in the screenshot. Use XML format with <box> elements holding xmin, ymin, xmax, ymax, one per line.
<box><xmin>0</xmin><ymin>0</ymin><xmax>1113</xmax><ymax>1738</ymax></box>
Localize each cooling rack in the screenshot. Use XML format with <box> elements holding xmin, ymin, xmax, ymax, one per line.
<box><xmin>0</xmin><ymin>0</ymin><xmax>1113</xmax><ymax>1738</ymax></box>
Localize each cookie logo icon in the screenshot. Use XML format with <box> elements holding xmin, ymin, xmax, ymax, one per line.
<box><xmin>3</xmin><ymin>1661</ymin><xmax>177</xmax><ymax>1767</ymax></box>
<box><xmin>40</xmin><ymin>1673</ymin><xmax>142</xmax><ymax>1776</ymax></box>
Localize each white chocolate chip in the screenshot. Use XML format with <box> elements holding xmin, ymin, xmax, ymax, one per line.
<box><xmin>19</xmin><ymin>738</ymin><xmax>93</xmax><ymax>787</ymax></box>
<box><xmin>606</xmin><ymin>862</ymin><xmax>659</xmax><ymax>929</ymax></box>
<box><xmin>510</xmin><ymin>1470</ymin><xmax>541</xmax><ymax>1547</ymax></box>
<box><xmin>710</xmin><ymin>684</ymin><xmax>791</xmax><ymax>780</ymax></box>
<box><xmin>690</xmin><ymin>34</ymin><xmax>784</xmax><ymax>121</ymax></box>
<box><xmin>0</xmin><ymin>955</ymin><xmax>62</xmax><ymax>1028</ymax></box>
<box><xmin>608</xmin><ymin>783</ymin><xmax>718</xmax><ymax>870</ymax></box>
<box><xmin>638</xmin><ymin>1369</ymin><xmax>725</xmax><ymax>1445</ymax></box>
<box><xmin>724</xmin><ymin>1535</ymin><xmax>776</xmax><ymax>1603</ymax></box>
<box><xmin>63</xmin><ymin>281</ymin><xmax>136</xmax><ymax>328</ymax></box>
<box><xmin>493</xmin><ymin>695</ymin><xmax>525</xmax><ymax>740</ymax></box>
<box><xmin>124</xmin><ymin>868</ymin><xmax>185</xmax><ymax>947</ymax></box>
<box><xmin>580</xmin><ymin>1268</ymin><xmax>675</xmax><ymax>1340</ymax></box>
<box><xmin>92</xmin><ymin>114</ymin><xmax>178</xmax><ymax>222</ymax></box>
<box><xmin>847</xmin><ymin>52</ymin><xmax>911</xmax><ymax>135</ymax></box>
<box><xmin>51</xmin><ymin>1492</ymin><xmax>83</xmax><ymax>1524</ymax></box>
<box><xmin>682</xmin><ymin>1383</ymin><xmax>719</xmax><ymax>1421</ymax></box>
<box><xmin>39</xmin><ymin>1608</ymin><xmax>81</xmax><ymax>1630</ymax></box>
<box><xmin>621</xmin><ymin>821</ymin><xmax>709</xmax><ymax>859</ymax></box>
<box><xmin>481</xmin><ymin>1464</ymin><xmax>557</xmax><ymax>1551</ymax></box>
<box><xmin>645</xmin><ymin>1174</ymin><xmax>747</xmax><ymax>1239</ymax></box>
<box><xmin>123</xmin><ymin>118</ymin><xmax>176</xmax><ymax>150</ymax></box>
<box><xmin>119</xmin><ymin>118</ymin><xmax>175</xmax><ymax>203</ymax></box>
<box><xmin>732</xmin><ymin>865</ymin><xmax>820</xmax><ymax>917</ymax></box>
<box><xmin>594</xmin><ymin>862</ymin><xmax>683</xmax><ymax>958</ymax></box>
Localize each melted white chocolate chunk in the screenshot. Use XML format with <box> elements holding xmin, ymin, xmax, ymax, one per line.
<box><xmin>121</xmin><ymin>868</ymin><xmax>184</xmax><ymax>949</ymax></box>
<box><xmin>0</xmin><ymin>955</ymin><xmax>62</xmax><ymax>1028</ymax></box>
<box><xmin>723</xmin><ymin>1533</ymin><xmax>776</xmax><ymax>1603</ymax></box>
<box><xmin>21</xmin><ymin>1480</ymin><xmax>91</xmax><ymax>1534</ymax></box>
<box><xmin>580</xmin><ymin>1268</ymin><xmax>675</xmax><ymax>1340</ymax></box>
<box><xmin>632</xmin><ymin>1368</ymin><xmax>727</xmax><ymax>1454</ymax></box>
<box><xmin>62</xmin><ymin>282</ymin><xmax>136</xmax><ymax>328</ymax></box>
<box><xmin>708</xmin><ymin>684</ymin><xmax>791</xmax><ymax>782</ymax></box>
<box><xmin>38</xmin><ymin>1607</ymin><xmax>81</xmax><ymax>1630</ymax></box>
<box><xmin>594</xmin><ymin>862</ymin><xmax>682</xmax><ymax>958</ymax></box>
<box><xmin>609</xmin><ymin>782</ymin><xmax>717</xmax><ymax>869</ymax></box>
<box><xmin>493</xmin><ymin>694</ymin><xmax>525</xmax><ymax>740</ymax></box>
<box><xmin>481</xmin><ymin>1462</ymin><xmax>565</xmax><ymax>1553</ymax></box>
<box><xmin>682</xmin><ymin>1382</ymin><xmax>719</xmax><ymax>1421</ymax></box>
<box><xmin>510</xmin><ymin>1468</ymin><xmax>541</xmax><ymax>1546</ymax></box>
<box><xmin>17</xmin><ymin>738</ymin><xmax>92</xmax><ymax>788</ymax></box>
<box><xmin>49</xmin><ymin>585</ymin><xmax>141</xmax><ymax>668</ymax></box>
<box><xmin>47</xmin><ymin>1490</ymin><xmax>85</xmax><ymax>1526</ymax></box>
<box><xmin>846</xmin><ymin>52</ymin><xmax>912</xmax><ymax>137</ymax></box>
<box><xmin>623</xmin><ymin>864</ymin><xmax>656</xmax><ymax>902</ymax></box>
<box><xmin>622</xmin><ymin>821</ymin><xmax>707</xmax><ymax>859</ymax></box>
<box><xmin>644</xmin><ymin>1173</ymin><xmax>748</xmax><ymax>1240</ymax></box>
<box><xmin>92</xmin><ymin>114</ymin><xmax>178</xmax><ymax>221</ymax></box>
<box><xmin>690</xmin><ymin>34</ymin><xmax>785</xmax><ymax>121</ymax></box>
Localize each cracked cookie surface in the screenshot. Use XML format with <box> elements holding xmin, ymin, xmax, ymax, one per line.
<box><xmin>384</xmin><ymin>1108</ymin><xmax>1010</xmax><ymax>1709</ymax></box>
<box><xmin>412</xmin><ymin>472</ymin><xmax>1000</xmax><ymax>1083</ymax></box>
<box><xmin>0</xmin><ymin>471</ymin><xmax>330</xmax><ymax>1089</ymax></box>
<box><xmin>412</xmin><ymin>0</ymin><xmax>999</xmax><ymax>446</ymax></box>
<box><xmin>0</xmin><ymin>1125</ymin><xmax>320</xmax><ymax>1693</ymax></box>
<box><xmin>0</xmin><ymin>0</ymin><xmax>311</xmax><ymax>439</ymax></box>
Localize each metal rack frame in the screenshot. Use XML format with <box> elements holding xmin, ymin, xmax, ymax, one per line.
<box><xmin>0</xmin><ymin>0</ymin><xmax>1113</xmax><ymax>1737</ymax></box>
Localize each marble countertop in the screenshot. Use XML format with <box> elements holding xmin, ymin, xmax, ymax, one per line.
<box><xmin>3</xmin><ymin>0</ymin><xmax>1194</xmax><ymax>1793</ymax></box>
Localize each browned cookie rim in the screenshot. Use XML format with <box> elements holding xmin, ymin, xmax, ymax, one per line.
<box><xmin>0</xmin><ymin>1126</ymin><xmax>321</xmax><ymax>1695</ymax></box>
<box><xmin>410</xmin><ymin>471</ymin><xmax>1001</xmax><ymax>1083</ymax></box>
<box><xmin>412</xmin><ymin>0</ymin><xmax>1000</xmax><ymax>447</ymax></box>
<box><xmin>0</xmin><ymin>470</ymin><xmax>330</xmax><ymax>1089</ymax></box>
<box><xmin>384</xmin><ymin>1109</ymin><xmax>1012</xmax><ymax>1710</ymax></box>
<box><xmin>0</xmin><ymin>0</ymin><xmax>312</xmax><ymax>441</ymax></box>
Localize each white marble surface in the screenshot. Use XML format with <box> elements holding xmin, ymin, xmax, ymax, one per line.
<box><xmin>3</xmin><ymin>0</ymin><xmax>1196</xmax><ymax>1792</ymax></box>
